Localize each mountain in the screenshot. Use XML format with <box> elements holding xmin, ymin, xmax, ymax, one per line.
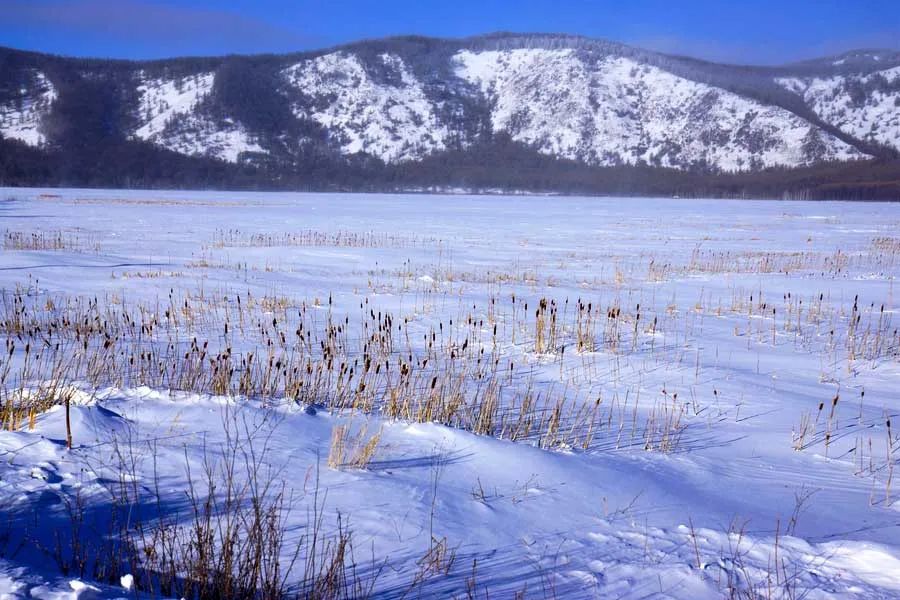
<box><xmin>2</xmin><ymin>33</ymin><xmax>899</xmax><ymax>198</ymax></box>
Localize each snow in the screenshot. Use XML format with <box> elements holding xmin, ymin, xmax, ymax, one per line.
<box><xmin>283</xmin><ymin>52</ymin><xmax>450</xmax><ymax>163</ymax></box>
<box><xmin>777</xmin><ymin>66</ymin><xmax>900</xmax><ymax>152</ymax></box>
<box><xmin>118</xmin><ymin>574</ymin><xmax>133</xmax><ymax>591</ymax></box>
<box><xmin>1</xmin><ymin>51</ymin><xmax>892</xmax><ymax>173</ymax></box>
<box><xmin>158</xmin><ymin>115</ymin><xmax>265</xmax><ymax>163</ymax></box>
<box><xmin>0</xmin><ymin>72</ymin><xmax>57</xmax><ymax>147</ymax></box>
<box><xmin>133</xmin><ymin>72</ymin><xmax>214</xmax><ymax>141</ymax></box>
<box><xmin>0</xmin><ymin>561</ymin><xmax>127</xmax><ymax>599</ymax></box>
<box><xmin>1</xmin><ymin>188</ymin><xmax>900</xmax><ymax>597</ymax></box>
<box><xmin>455</xmin><ymin>49</ymin><xmax>865</xmax><ymax>171</ymax></box>
<box><xmin>132</xmin><ymin>72</ymin><xmax>264</xmax><ymax>162</ymax></box>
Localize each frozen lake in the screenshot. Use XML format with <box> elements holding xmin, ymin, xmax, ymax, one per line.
<box><xmin>1</xmin><ymin>187</ymin><xmax>899</xmax><ymax>598</ymax></box>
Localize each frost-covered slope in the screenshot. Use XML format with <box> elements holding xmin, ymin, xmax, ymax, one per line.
<box><xmin>778</xmin><ymin>67</ymin><xmax>900</xmax><ymax>152</ymax></box>
<box><xmin>2</xmin><ymin>35</ymin><xmax>899</xmax><ymax>179</ymax></box>
<box><xmin>283</xmin><ymin>52</ymin><xmax>449</xmax><ymax>163</ymax></box>
<box><xmin>132</xmin><ymin>72</ymin><xmax>264</xmax><ymax>162</ymax></box>
<box><xmin>0</xmin><ymin>71</ymin><xmax>56</xmax><ymax>147</ymax></box>
<box><xmin>455</xmin><ymin>49</ymin><xmax>863</xmax><ymax>171</ymax></box>
<box><xmin>134</xmin><ymin>72</ymin><xmax>214</xmax><ymax>141</ymax></box>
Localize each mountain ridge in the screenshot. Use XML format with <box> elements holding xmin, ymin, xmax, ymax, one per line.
<box><xmin>2</xmin><ymin>33</ymin><xmax>899</xmax><ymax>198</ymax></box>
<box><xmin>3</xmin><ymin>32</ymin><xmax>899</xmax><ymax>67</ymax></box>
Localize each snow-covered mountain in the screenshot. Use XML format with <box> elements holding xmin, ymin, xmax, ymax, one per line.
<box><xmin>131</xmin><ymin>71</ymin><xmax>265</xmax><ymax>162</ymax></box>
<box><xmin>454</xmin><ymin>49</ymin><xmax>862</xmax><ymax>171</ymax></box>
<box><xmin>0</xmin><ymin>71</ymin><xmax>56</xmax><ymax>147</ymax></box>
<box><xmin>777</xmin><ymin>66</ymin><xmax>900</xmax><ymax>154</ymax></box>
<box><xmin>283</xmin><ymin>52</ymin><xmax>452</xmax><ymax>163</ymax></box>
<box><xmin>1</xmin><ymin>34</ymin><xmax>899</xmax><ymax>183</ymax></box>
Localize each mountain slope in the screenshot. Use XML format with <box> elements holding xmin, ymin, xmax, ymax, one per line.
<box><xmin>131</xmin><ymin>71</ymin><xmax>265</xmax><ymax>162</ymax></box>
<box><xmin>1</xmin><ymin>34</ymin><xmax>899</xmax><ymax>196</ymax></box>
<box><xmin>777</xmin><ymin>66</ymin><xmax>900</xmax><ymax>152</ymax></box>
<box><xmin>454</xmin><ymin>48</ymin><xmax>862</xmax><ymax>170</ymax></box>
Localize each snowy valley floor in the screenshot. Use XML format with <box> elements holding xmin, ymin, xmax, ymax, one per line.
<box><xmin>0</xmin><ymin>189</ymin><xmax>899</xmax><ymax>598</ymax></box>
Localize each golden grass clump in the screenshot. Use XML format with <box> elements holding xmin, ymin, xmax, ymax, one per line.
<box><xmin>327</xmin><ymin>421</ymin><xmax>383</xmax><ymax>469</ymax></box>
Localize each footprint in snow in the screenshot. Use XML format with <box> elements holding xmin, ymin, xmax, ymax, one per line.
<box><xmin>30</xmin><ymin>463</ymin><xmax>63</xmax><ymax>485</ymax></box>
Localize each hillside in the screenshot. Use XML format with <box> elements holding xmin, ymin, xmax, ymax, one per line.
<box><xmin>2</xmin><ymin>33</ymin><xmax>900</xmax><ymax>198</ymax></box>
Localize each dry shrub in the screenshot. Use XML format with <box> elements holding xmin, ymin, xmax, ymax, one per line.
<box><xmin>328</xmin><ymin>421</ymin><xmax>383</xmax><ymax>469</ymax></box>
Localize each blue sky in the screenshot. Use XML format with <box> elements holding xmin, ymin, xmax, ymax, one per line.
<box><xmin>2</xmin><ymin>0</ymin><xmax>899</xmax><ymax>64</ymax></box>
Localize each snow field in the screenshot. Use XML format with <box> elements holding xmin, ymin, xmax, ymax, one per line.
<box><xmin>0</xmin><ymin>189</ymin><xmax>899</xmax><ymax>598</ymax></box>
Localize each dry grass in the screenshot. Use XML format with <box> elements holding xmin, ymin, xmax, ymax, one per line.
<box><xmin>0</xmin><ymin>285</ymin><xmax>701</xmax><ymax>454</ymax></box>
<box><xmin>646</xmin><ymin>239</ymin><xmax>900</xmax><ymax>282</ymax></box>
<box><xmin>792</xmin><ymin>388</ymin><xmax>898</xmax><ymax>505</ymax></box>
<box><xmin>210</xmin><ymin>228</ymin><xmax>440</xmax><ymax>249</ymax></box>
<box><xmin>3</xmin><ymin>229</ymin><xmax>100</xmax><ymax>253</ymax></box>
<box><xmin>2</xmin><ymin>266</ymin><xmax>895</xmax><ymax>460</ymax></box>
<box><xmin>26</xmin><ymin>410</ymin><xmax>378</xmax><ymax>600</ymax></box>
<box><xmin>112</xmin><ymin>269</ymin><xmax>186</xmax><ymax>280</ymax></box>
<box><xmin>327</xmin><ymin>421</ymin><xmax>383</xmax><ymax>469</ymax></box>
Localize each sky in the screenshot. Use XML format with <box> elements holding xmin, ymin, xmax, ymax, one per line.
<box><xmin>1</xmin><ymin>0</ymin><xmax>899</xmax><ymax>65</ymax></box>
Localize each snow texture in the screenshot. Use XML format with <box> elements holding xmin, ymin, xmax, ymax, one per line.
<box><xmin>283</xmin><ymin>52</ymin><xmax>450</xmax><ymax>163</ymax></box>
<box><xmin>1</xmin><ymin>188</ymin><xmax>899</xmax><ymax>598</ymax></box>
<box><xmin>133</xmin><ymin>71</ymin><xmax>264</xmax><ymax>162</ymax></box>
<box><xmin>777</xmin><ymin>66</ymin><xmax>900</xmax><ymax>152</ymax></box>
<box><xmin>455</xmin><ymin>49</ymin><xmax>865</xmax><ymax>171</ymax></box>
<box><xmin>0</xmin><ymin>72</ymin><xmax>57</xmax><ymax>147</ymax></box>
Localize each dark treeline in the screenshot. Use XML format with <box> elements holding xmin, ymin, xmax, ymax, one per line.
<box><xmin>3</xmin><ymin>135</ymin><xmax>898</xmax><ymax>200</ymax></box>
